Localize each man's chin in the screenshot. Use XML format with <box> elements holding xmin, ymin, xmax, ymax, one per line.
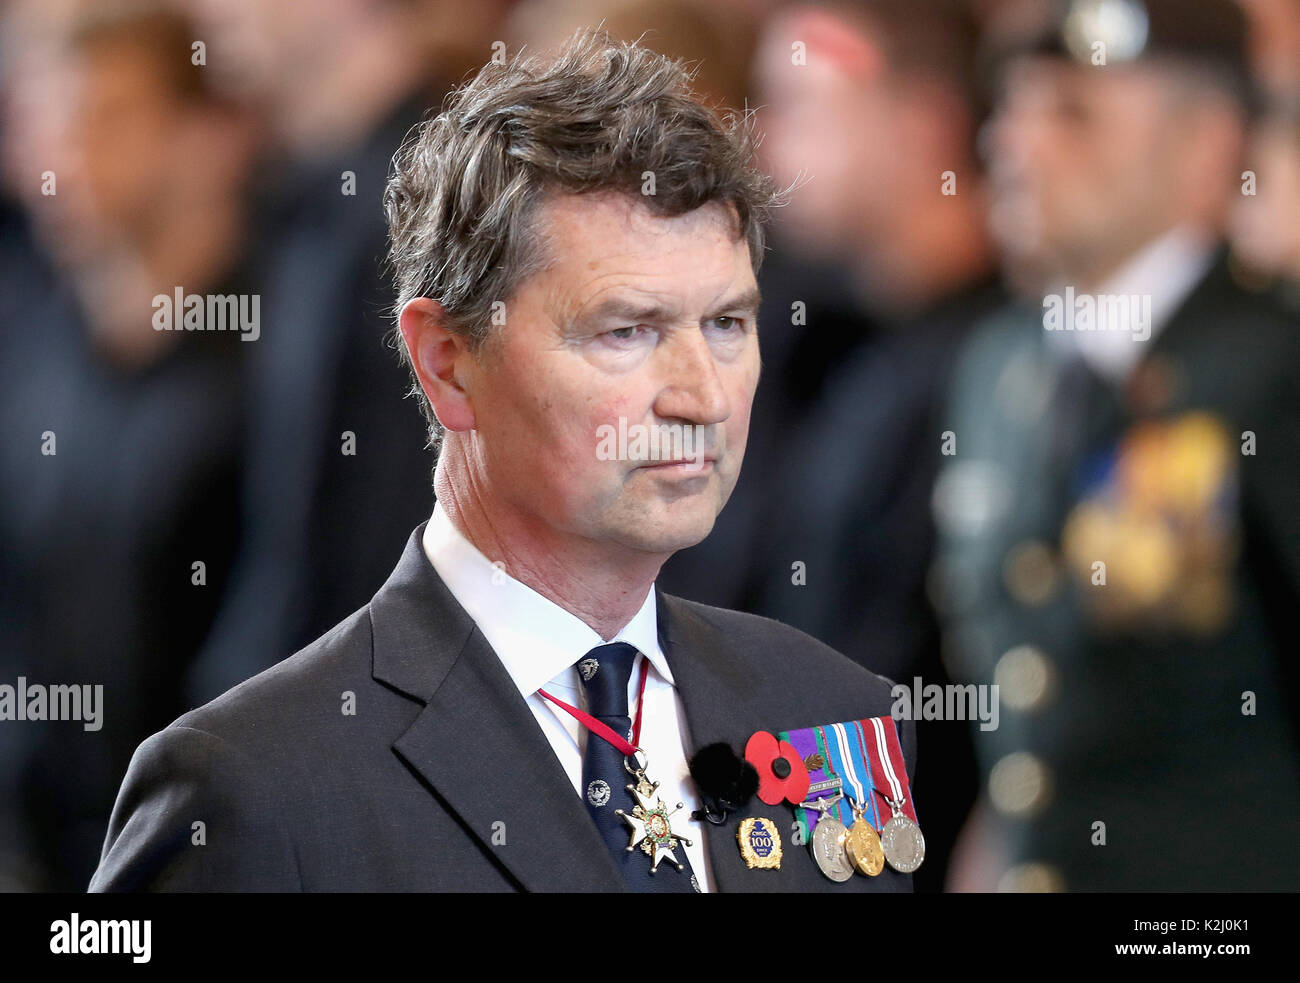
<box><xmin>610</xmin><ymin>501</ymin><xmax>721</xmax><ymax>556</ymax></box>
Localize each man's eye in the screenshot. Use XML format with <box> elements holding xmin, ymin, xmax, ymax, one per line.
<box><xmin>709</xmin><ymin>316</ymin><xmax>741</xmax><ymax>331</ymax></box>
<box><xmin>608</xmin><ymin>326</ymin><xmax>639</xmax><ymax>340</ymax></box>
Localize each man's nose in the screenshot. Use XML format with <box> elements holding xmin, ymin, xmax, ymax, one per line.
<box><xmin>652</xmin><ymin>327</ymin><xmax>732</xmax><ymax>427</ymax></box>
<box><xmin>991</xmin><ymin>97</ymin><xmax>1054</xmax><ymax>175</ymax></box>
<box><xmin>988</xmin><ymin>104</ymin><xmax>1026</xmax><ymax>172</ymax></box>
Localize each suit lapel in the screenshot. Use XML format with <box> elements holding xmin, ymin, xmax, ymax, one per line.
<box><xmin>372</xmin><ymin>527</ymin><xmax>628</xmax><ymax>892</ymax></box>
<box><xmin>656</xmin><ymin>591</ymin><xmax>772</xmax><ymax>892</ymax></box>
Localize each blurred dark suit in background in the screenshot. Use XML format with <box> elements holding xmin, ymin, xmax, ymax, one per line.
<box><xmin>1230</xmin><ymin>90</ymin><xmax>1300</xmax><ymax>306</ymax></box>
<box><xmin>181</xmin><ymin>0</ymin><xmax>486</xmax><ymax>701</ymax></box>
<box><xmin>0</xmin><ymin>7</ymin><xmax>256</xmax><ymax>889</ymax></box>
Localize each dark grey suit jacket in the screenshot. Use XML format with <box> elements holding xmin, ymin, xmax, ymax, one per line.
<box><xmin>89</xmin><ymin>525</ymin><xmax>916</xmax><ymax>892</ymax></box>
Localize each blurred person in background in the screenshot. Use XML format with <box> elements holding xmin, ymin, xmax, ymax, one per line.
<box><xmin>0</xmin><ymin>2</ymin><xmax>257</xmax><ymax>889</ymax></box>
<box><xmin>181</xmin><ymin>0</ymin><xmax>512</xmax><ymax>702</ymax></box>
<box><xmin>1231</xmin><ymin>92</ymin><xmax>1300</xmax><ymax>303</ymax></box>
<box><xmin>935</xmin><ymin>0</ymin><xmax>1300</xmax><ymax>890</ymax></box>
<box><xmin>505</xmin><ymin>0</ymin><xmax>758</xmax><ymax>113</ymax></box>
<box><xmin>1238</xmin><ymin>0</ymin><xmax>1300</xmax><ymax>97</ymax></box>
<box><xmin>0</xmin><ymin>0</ymin><xmax>84</xmax><ymax>891</ymax></box>
<box><xmin>664</xmin><ymin>0</ymin><xmax>1002</xmax><ymax>892</ymax></box>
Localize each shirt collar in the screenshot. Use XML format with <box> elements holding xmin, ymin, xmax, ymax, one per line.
<box><xmin>420</xmin><ymin>501</ymin><xmax>673</xmax><ymax>699</ymax></box>
<box><xmin>1047</xmin><ymin>224</ymin><xmax>1216</xmax><ymax>382</ymax></box>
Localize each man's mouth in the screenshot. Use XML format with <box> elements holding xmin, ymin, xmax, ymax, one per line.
<box><xmin>637</xmin><ymin>456</ymin><xmax>716</xmax><ymax>473</ymax></box>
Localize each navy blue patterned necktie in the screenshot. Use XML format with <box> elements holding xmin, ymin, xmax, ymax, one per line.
<box><xmin>576</xmin><ymin>642</ymin><xmax>698</xmax><ymax>892</ymax></box>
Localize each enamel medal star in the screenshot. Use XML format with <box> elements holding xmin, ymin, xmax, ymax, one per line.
<box><xmin>615</xmin><ymin>768</ymin><xmax>692</xmax><ymax>874</ymax></box>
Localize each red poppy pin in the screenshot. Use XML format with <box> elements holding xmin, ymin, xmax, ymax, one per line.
<box><xmin>744</xmin><ymin>731</ymin><xmax>810</xmax><ymax>806</ymax></box>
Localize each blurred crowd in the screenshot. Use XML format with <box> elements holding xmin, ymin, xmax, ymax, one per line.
<box><xmin>1</xmin><ymin>0</ymin><xmax>1298</xmax><ymax>892</ymax></box>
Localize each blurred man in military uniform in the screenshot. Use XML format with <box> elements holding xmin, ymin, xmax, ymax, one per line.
<box><xmin>935</xmin><ymin>0</ymin><xmax>1300</xmax><ymax>890</ymax></box>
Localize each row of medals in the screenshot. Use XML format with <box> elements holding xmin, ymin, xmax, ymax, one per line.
<box><xmin>806</xmin><ymin>790</ymin><xmax>925</xmax><ymax>881</ymax></box>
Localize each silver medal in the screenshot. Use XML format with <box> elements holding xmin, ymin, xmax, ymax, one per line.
<box><xmin>879</xmin><ymin>796</ymin><xmax>925</xmax><ymax>873</ymax></box>
<box><xmin>808</xmin><ymin>796</ymin><xmax>854</xmax><ymax>883</ymax></box>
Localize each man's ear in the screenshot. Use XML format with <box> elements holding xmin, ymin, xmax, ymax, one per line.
<box><xmin>398</xmin><ymin>298</ymin><xmax>477</xmax><ymax>432</ymax></box>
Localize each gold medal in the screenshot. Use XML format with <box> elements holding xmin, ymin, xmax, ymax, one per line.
<box><xmin>737</xmin><ymin>817</ymin><xmax>782</xmax><ymax>870</ymax></box>
<box><xmin>843</xmin><ymin>800</ymin><xmax>884</xmax><ymax>877</ymax></box>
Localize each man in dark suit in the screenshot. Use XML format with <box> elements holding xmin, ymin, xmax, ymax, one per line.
<box><xmin>936</xmin><ymin>0</ymin><xmax>1300</xmax><ymax>890</ymax></box>
<box><xmin>90</xmin><ymin>29</ymin><xmax>916</xmax><ymax>893</ymax></box>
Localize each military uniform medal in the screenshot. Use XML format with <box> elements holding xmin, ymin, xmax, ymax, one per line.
<box><xmin>862</xmin><ymin>716</ymin><xmax>925</xmax><ymax>873</ymax></box>
<box><xmin>844</xmin><ymin>799</ymin><xmax>885</xmax><ymax>876</ymax></box>
<box><xmin>826</xmin><ymin>721</ymin><xmax>887</xmax><ymax>877</ymax></box>
<box><xmin>786</xmin><ymin>724</ymin><xmax>856</xmax><ymax>882</ymax></box>
<box><xmin>784</xmin><ymin>717</ymin><xmax>924</xmax><ymax>881</ymax></box>
<box><xmin>615</xmin><ymin>753</ymin><xmax>693</xmax><ymax>874</ymax></box>
<box><xmin>808</xmin><ymin>794</ymin><xmax>854</xmax><ymax>882</ymax></box>
<box><xmin>879</xmin><ymin>796</ymin><xmax>925</xmax><ymax>873</ymax></box>
<box><xmin>539</xmin><ymin>661</ymin><xmax>695</xmax><ymax>880</ymax></box>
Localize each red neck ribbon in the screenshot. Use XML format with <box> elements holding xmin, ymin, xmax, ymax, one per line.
<box><xmin>538</xmin><ymin>656</ymin><xmax>651</xmax><ymax>757</ymax></box>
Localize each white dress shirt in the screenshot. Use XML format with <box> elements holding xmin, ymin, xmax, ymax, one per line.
<box><xmin>421</xmin><ymin>501</ymin><xmax>714</xmax><ymax>891</ymax></box>
<box><xmin>1047</xmin><ymin>225</ymin><xmax>1216</xmax><ymax>383</ymax></box>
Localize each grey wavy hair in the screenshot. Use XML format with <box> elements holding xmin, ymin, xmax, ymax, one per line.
<box><xmin>382</xmin><ymin>26</ymin><xmax>786</xmax><ymax>453</ymax></box>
